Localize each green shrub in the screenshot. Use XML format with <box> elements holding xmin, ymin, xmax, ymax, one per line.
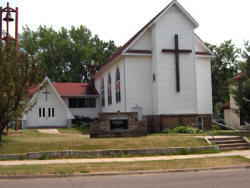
<box><xmin>173</xmin><ymin>126</ymin><xmax>189</xmax><ymax>133</ymax></box>
<box><xmin>187</xmin><ymin>127</ymin><xmax>203</xmax><ymax>134</ymax></box>
<box><xmin>173</xmin><ymin>126</ymin><xmax>202</xmax><ymax>134</ymax></box>
<box><xmin>212</xmin><ymin>124</ymin><xmax>221</xmax><ymax>130</ymax></box>
<box><xmin>162</xmin><ymin>128</ymin><xmax>170</xmax><ymax>134</ymax></box>
<box><xmin>72</xmin><ymin>116</ymin><xmax>96</xmax><ymax>125</ymax></box>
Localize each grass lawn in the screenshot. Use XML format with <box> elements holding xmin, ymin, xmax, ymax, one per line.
<box><xmin>212</xmin><ymin>130</ymin><xmax>250</xmax><ymax>137</ymax></box>
<box><xmin>0</xmin><ymin>129</ymin><xmax>208</xmax><ymax>155</ymax></box>
<box><xmin>0</xmin><ymin>156</ymin><xmax>249</xmax><ymax>176</ymax></box>
<box><xmin>57</xmin><ymin>125</ymin><xmax>90</xmax><ymax>135</ymax></box>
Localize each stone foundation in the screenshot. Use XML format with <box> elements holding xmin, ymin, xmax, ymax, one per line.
<box><xmin>90</xmin><ymin>112</ymin><xmax>147</xmax><ymax>138</ymax></box>
<box><xmin>198</xmin><ymin>114</ymin><xmax>212</xmax><ymax>130</ymax></box>
<box><xmin>91</xmin><ymin>112</ymin><xmax>212</xmax><ymax>137</ymax></box>
<box><xmin>144</xmin><ymin>115</ymin><xmax>162</xmax><ymax>132</ymax></box>
<box><xmin>145</xmin><ymin>114</ymin><xmax>212</xmax><ymax>132</ymax></box>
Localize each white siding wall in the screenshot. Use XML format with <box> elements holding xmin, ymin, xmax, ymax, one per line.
<box><xmin>130</xmin><ymin>30</ymin><xmax>152</xmax><ymax>50</ymax></box>
<box><xmin>195</xmin><ymin>57</ymin><xmax>213</xmax><ymax>114</ymax></box>
<box><xmin>151</xmin><ymin>25</ymin><xmax>160</xmax><ymax>115</ymax></box>
<box><xmin>95</xmin><ymin>58</ymin><xmax>126</xmax><ymax>113</ymax></box>
<box><xmin>194</xmin><ymin>38</ymin><xmax>205</xmax><ymax>52</ymax></box>
<box><xmin>61</xmin><ymin>96</ymin><xmax>99</xmax><ymax>119</ymax></box>
<box><xmin>155</xmin><ymin>4</ymin><xmax>197</xmax><ymax>114</ymax></box>
<box><xmin>94</xmin><ymin>4</ymin><xmax>213</xmax><ymax>117</ymax></box>
<box><xmin>25</xmin><ymin>83</ymin><xmax>68</xmax><ymax>127</ymax></box>
<box><xmin>125</xmin><ymin>56</ymin><xmax>153</xmax><ymax>115</ymax></box>
<box><xmin>224</xmin><ymin>109</ymin><xmax>241</xmax><ymax>129</ymax></box>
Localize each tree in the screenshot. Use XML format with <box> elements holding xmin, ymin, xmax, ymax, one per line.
<box><xmin>0</xmin><ymin>44</ymin><xmax>43</xmax><ymax>140</ymax></box>
<box><xmin>19</xmin><ymin>25</ymin><xmax>118</xmax><ymax>82</ymax></box>
<box><xmin>206</xmin><ymin>40</ymin><xmax>240</xmax><ymax>113</ymax></box>
<box><xmin>231</xmin><ymin>42</ymin><xmax>250</xmax><ymax>124</ymax></box>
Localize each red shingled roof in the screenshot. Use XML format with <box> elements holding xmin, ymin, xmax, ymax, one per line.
<box><xmin>221</xmin><ymin>101</ymin><xmax>230</xmax><ymax>109</ymax></box>
<box><xmin>29</xmin><ymin>83</ymin><xmax>99</xmax><ymax>96</ymax></box>
<box><xmin>233</xmin><ymin>71</ymin><xmax>247</xmax><ymax>80</ymax></box>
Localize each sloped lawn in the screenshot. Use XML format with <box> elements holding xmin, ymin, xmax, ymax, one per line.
<box><xmin>0</xmin><ymin>129</ymin><xmax>208</xmax><ymax>155</ymax></box>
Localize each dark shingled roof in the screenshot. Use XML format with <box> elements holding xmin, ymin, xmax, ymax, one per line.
<box><xmin>221</xmin><ymin>101</ymin><xmax>230</xmax><ymax>109</ymax></box>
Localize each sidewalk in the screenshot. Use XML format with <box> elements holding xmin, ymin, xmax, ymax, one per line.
<box><xmin>1</xmin><ymin>150</ymin><xmax>250</xmax><ymax>166</ymax></box>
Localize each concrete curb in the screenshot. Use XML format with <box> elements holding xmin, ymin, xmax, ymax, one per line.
<box><xmin>0</xmin><ymin>165</ymin><xmax>250</xmax><ymax>179</ymax></box>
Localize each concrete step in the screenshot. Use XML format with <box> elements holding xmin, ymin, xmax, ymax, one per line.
<box><xmin>208</xmin><ymin>137</ymin><xmax>242</xmax><ymax>141</ymax></box>
<box><xmin>207</xmin><ymin>136</ymin><xmax>250</xmax><ymax>151</ymax></box>
<box><xmin>213</xmin><ymin>140</ymin><xmax>246</xmax><ymax>144</ymax></box>
<box><xmin>220</xmin><ymin>146</ymin><xmax>250</xmax><ymax>151</ymax></box>
<box><xmin>218</xmin><ymin>143</ymin><xmax>249</xmax><ymax>148</ymax></box>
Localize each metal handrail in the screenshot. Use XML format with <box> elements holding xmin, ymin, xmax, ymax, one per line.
<box><xmin>203</xmin><ymin>128</ymin><xmax>215</xmax><ymax>144</ymax></box>
<box><xmin>212</xmin><ymin>119</ymin><xmax>238</xmax><ymax>130</ymax></box>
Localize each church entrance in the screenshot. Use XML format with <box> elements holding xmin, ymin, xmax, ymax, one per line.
<box><xmin>38</xmin><ymin>107</ymin><xmax>55</xmax><ymax>127</ymax></box>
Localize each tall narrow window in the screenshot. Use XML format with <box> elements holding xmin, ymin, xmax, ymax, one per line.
<box><xmin>48</xmin><ymin>108</ymin><xmax>51</xmax><ymax>117</ymax></box>
<box><xmin>108</xmin><ymin>73</ymin><xmax>112</xmax><ymax>105</ymax></box>
<box><xmin>39</xmin><ymin>108</ymin><xmax>41</xmax><ymax>117</ymax></box>
<box><xmin>52</xmin><ymin>108</ymin><xmax>55</xmax><ymax>117</ymax></box>
<box><xmin>43</xmin><ymin>108</ymin><xmax>45</xmax><ymax>117</ymax></box>
<box><xmin>115</xmin><ymin>67</ymin><xmax>121</xmax><ymax>102</ymax></box>
<box><xmin>101</xmin><ymin>78</ymin><xmax>105</xmax><ymax>106</ymax></box>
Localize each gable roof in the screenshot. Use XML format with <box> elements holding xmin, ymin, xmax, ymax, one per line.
<box><xmin>53</xmin><ymin>83</ymin><xmax>99</xmax><ymax>96</ymax></box>
<box><xmin>28</xmin><ymin>77</ymin><xmax>75</xmax><ymax>119</ymax></box>
<box><xmin>194</xmin><ymin>34</ymin><xmax>215</xmax><ymax>58</ymax></box>
<box><xmin>29</xmin><ymin>82</ymin><xmax>99</xmax><ymax>96</ymax></box>
<box><xmin>93</xmin><ymin>0</ymin><xmax>199</xmax><ymax>78</ymax></box>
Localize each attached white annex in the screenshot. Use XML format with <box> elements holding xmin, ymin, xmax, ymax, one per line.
<box><xmin>93</xmin><ymin>0</ymin><xmax>215</xmax><ymax>130</ymax></box>
<box><xmin>22</xmin><ymin>77</ymin><xmax>99</xmax><ymax>128</ymax></box>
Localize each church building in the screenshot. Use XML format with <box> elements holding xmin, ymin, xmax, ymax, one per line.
<box><xmin>23</xmin><ymin>0</ymin><xmax>214</xmax><ymax>136</ymax></box>
<box><xmin>92</xmin><ymin>0</ymin><xmax>214</xmax><ymax>136</ymax></box>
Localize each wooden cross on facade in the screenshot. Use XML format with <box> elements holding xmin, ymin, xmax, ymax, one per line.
<box><xmin>162</xmin><ymin>34</ymin><xmax>192</xmax><ymax>92</ymax></box>
<box><xmin>42</xmin><ymin>87</ymin><xmax>50</xmax><ymax>101</ymax></box>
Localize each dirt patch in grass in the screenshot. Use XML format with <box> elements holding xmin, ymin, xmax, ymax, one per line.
<box><xmin>0</xmin><ymin>156</ymin><xmax>249</xmax><ymax>176</ymax></box>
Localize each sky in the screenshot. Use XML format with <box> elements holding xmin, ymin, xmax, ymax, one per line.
<box><xmin>1</xmin><ymin>0</ymin><xmax>249</xmax><ymax>49</ymax></box>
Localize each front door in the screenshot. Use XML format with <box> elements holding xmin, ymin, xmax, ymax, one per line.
<box><xmin>38</xmin><ymin>106</ymin><xmax>55</xmax><ymax>126</ymax></box>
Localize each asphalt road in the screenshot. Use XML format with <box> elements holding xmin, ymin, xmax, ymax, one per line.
<box><xmin>0</xmin><ymin>169</ymin><xmax>250</xmax><ymax>188</ymax></box>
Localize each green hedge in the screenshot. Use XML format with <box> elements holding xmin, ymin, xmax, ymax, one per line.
<box><xmin>162</xmin><ymin>126</ymin><xmax>202</xmax><ymax>134</ymax></box>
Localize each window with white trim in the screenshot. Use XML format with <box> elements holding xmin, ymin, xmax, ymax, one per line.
<box><xmin>108</xmin><ymin>73</ymin><xmax>112</xmax><ymax>105</ymax></box>
<box><xmin>115</xmin><ymin>67</ymin><xmax>121</xmax><ymax>103</ymax></box>
<box><xmin>38</xmin><ymin>107</ymin><xmax>55</xmax><ymax>118</ymax></box>
<box><xmin>101</xmin><ymin>78</ymin><xmax>105</xmax><ymax>106</ymax></box>
<box><xmin>69</xmin><ymin>98</ymin><xmax>96</xmax><ymax>108</ymax></box>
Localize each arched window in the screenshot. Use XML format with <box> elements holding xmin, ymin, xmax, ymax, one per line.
<box><xmin>108</xmin><ymin>73</ymin><xmax>112</xmax><ymax>105</ymax></box>
<box><xmin>115</xmin><ymin>67</ymin><xmax>121</xmax><ymax>102</ymax></box>
<box><xmin>101</xmin><ymin>78</ymin><xmax>105</xmax><ymax>106</ymax></box>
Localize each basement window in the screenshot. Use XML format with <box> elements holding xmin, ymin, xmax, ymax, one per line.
<box><xmin>197</xmin><ymin>117</ymin><xmax>203</xmax><ymax>130</ymax></box>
